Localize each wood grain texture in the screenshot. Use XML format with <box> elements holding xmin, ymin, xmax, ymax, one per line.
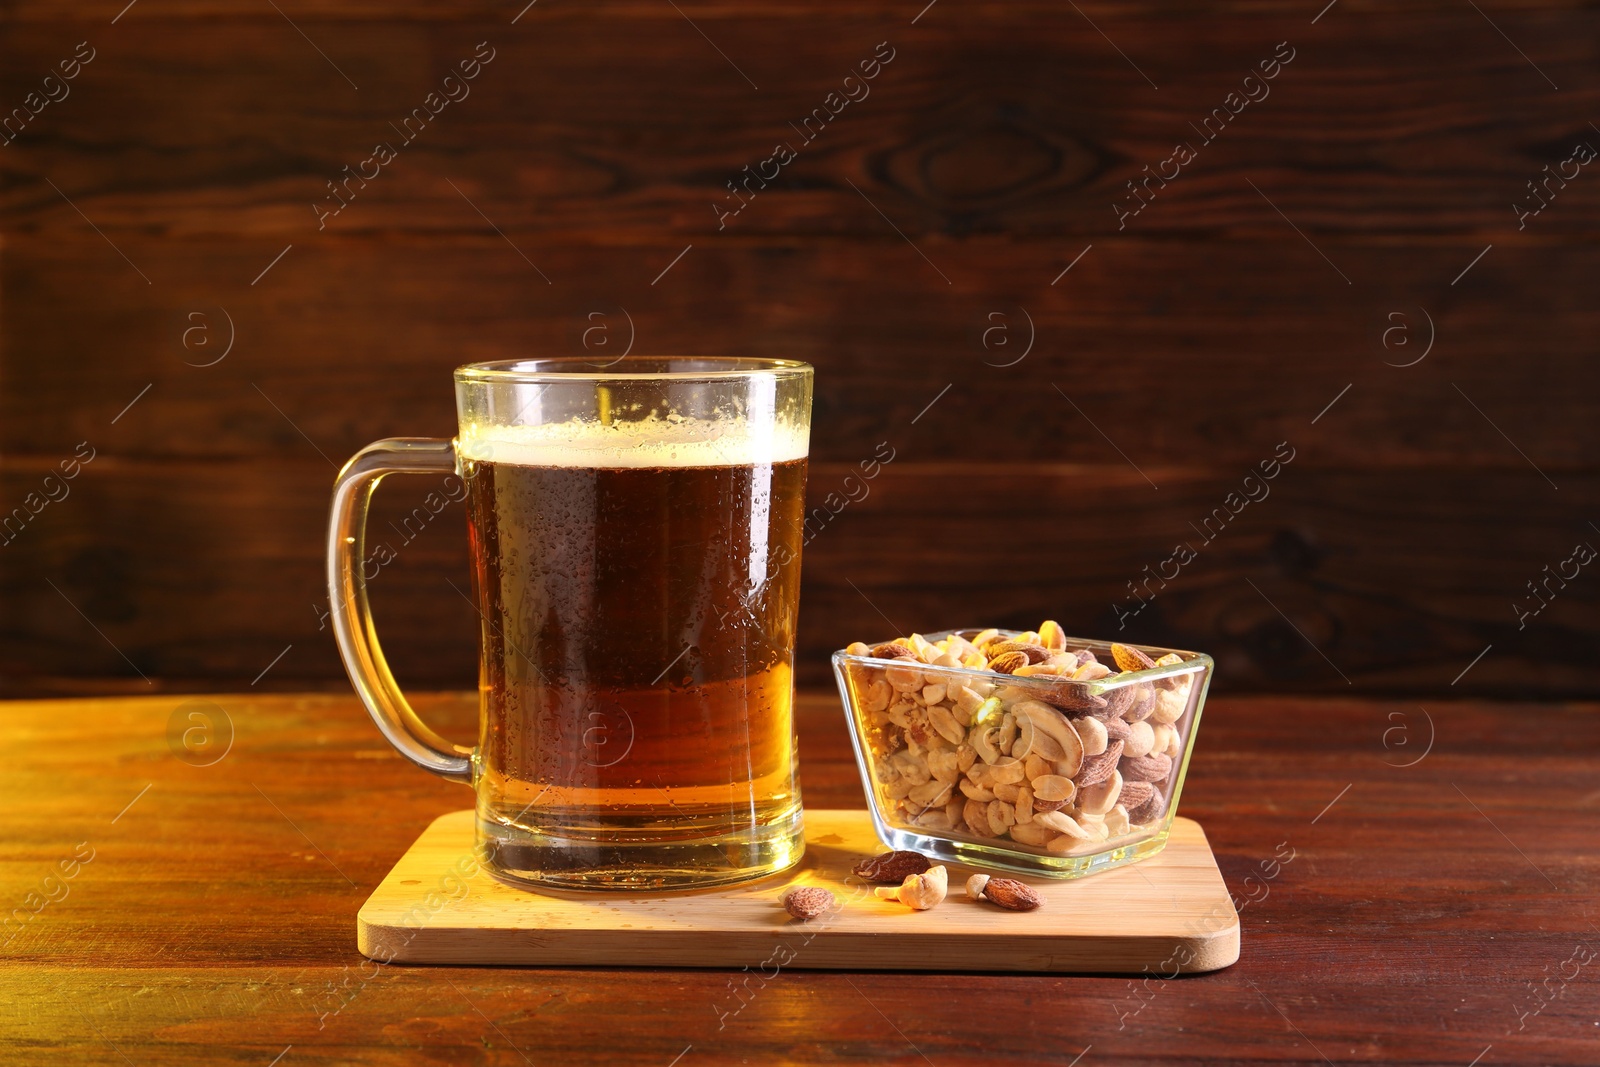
<box><xmin>357</xmin><ymin>810</ymin><xmax>1240</xmax><ymax>973</ymax></box>
<box><xmin>1</xmin><ymin>690</ymin><xmax>1597</xmax><ymax>1064</ymax></box>
<box><xmin>2</xmin><ymin>0</ymin><xmax>1598</xmax><ymax>697</ymax></box>
<box><xmin>4</xmin><ymin>236</ymin><xmax>1597</xmax><ymax>467</ymax></box>
<box><xmin>1</xmin><ymin>459</ymin><xmax>1593</xmax><ymax>697</ymax></box>
<box><xmin>2</xmin><ymin>8</ymin><xmax>1597</xmax><ymax>237</ymax></box>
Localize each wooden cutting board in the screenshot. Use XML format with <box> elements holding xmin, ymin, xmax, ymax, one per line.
<box><xmin>357</xmin><ymin>809</ymin><xmax>1240</xmax><ymax>974</ymax></box>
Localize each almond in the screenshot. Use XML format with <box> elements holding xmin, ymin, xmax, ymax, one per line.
<box><xmin>1100</xmin><ymin>684</ymin><xmax>1138</xmax><ymax>719</ymax></box>
<box><xmin>986</xmin><ymin>651</ymin><xmax>1028</xmax><ymax>675</ymax></box>
<box><xmin>1123</xmin><ymin>684</ymin><xmax>1157</xmax><ymax>723</ymax></box>
<box><xmin>1074</xmin><ymin>739</ymin><xmax>1124</xmax><ymax>788</ymax></box>
<box><xmin>1110</xmin><ymin>642</ymin><xmax>1157</xmax><ymax>673</ymax></box>
<box><xmin>1126</xmin><ymin>785</ymin><xmax>1167</xmax><ymax>824</ymax></box>
<box><xmin>782</xmin><ymin>886</ymin><xmax>837</xmax><ymax>921</ymax></box>
<box><xmin>988</xmin><ymin>640</ymin><xmax>1051</xmax><ymax>664</ymax></box>
<box><xmin>1117</xmin><ymin>779</ymin><xmax>1156</xmax><ymax>811</ymax></box>
<box><xmin>1037</xmin><ymin>680</ymin><xmax>1109</xmax><ymax>715</ymax></box>
<box><xmin>981</xmin><ymin>877</ymin><xmax>1045</xmax><ymax>911</ymax></box>
<box><xmin>872</xmin><ymin>641</ymin><xmax>917</xmax><ymax>660</ymax></box>
<box><xmin>1120</xmin><ymin>752</ymin><xmax>1172</xmax><ymax>783</ymax></box>
<box><xmin>852</xmin><ymin>849</ymin><xmax>932</xmax><ymax>883</ymax></box>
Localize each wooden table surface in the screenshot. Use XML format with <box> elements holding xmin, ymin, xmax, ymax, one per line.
<box><xmin>2</xmin><ymin>690</ymin><xmax>1595</xmax><ymax>1065</ymax></box>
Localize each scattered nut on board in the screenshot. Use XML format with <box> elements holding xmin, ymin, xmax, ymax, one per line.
<box><xmin>874</xmin><ymin>864</ymin><xmax>948</xmax><ymax>910</ymax></box>
<box><xmin>844</xmin><ymin>624</ymin><xmax>1197</xmax><ymax>855</ymax></box>
<box><xmin>781</xmin><ymin>886</ymin><xmax>837</xmax><ymax>921</ymax></box>
<box><xmin>966</xmin><ymin>873</ymin><xmax>1044</xmax><ymax>911</ymax></box>
<box><xmin>852</xmin><ymin>849</ymin><xmax>933</xmax><ymax>883</ymax></box>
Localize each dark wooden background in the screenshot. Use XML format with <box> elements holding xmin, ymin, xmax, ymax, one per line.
<box><xmin>2</xmin><ymin>1</ymin><xmax>1597</xmax><ymax>699</ymax></box>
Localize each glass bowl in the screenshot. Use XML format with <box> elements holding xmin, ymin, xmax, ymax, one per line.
<box><xmin>832</xmin><ymin>629</ymin><xmax>1212</xmax><ymax>878</ymax></box>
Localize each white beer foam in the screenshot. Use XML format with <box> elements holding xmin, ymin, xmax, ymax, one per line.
<box><xmin>460</xmin><ymin>416</ymin><xmax>809</xmax><ymax>469</ymax></box>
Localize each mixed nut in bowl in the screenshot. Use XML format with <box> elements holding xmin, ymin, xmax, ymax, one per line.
<box><xmin>833</xmin><ymin>624</ymin><xmax>1212</xmax><ymax>878</ymax></box>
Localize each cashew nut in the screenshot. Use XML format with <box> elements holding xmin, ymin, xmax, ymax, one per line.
<box><xmin>874</xmin><ymin>864</ymin><xmax>948</xmax><ymax>910</ymax></box>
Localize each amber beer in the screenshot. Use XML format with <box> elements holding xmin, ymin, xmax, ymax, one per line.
<box><xmin>463</xmin><ymin>422</ymin><xmax>807</xmax><ymax>888</ymax></box>
<box><xmin>328</xmin><ymin>358</ymin><xmax>811</xmax><ymax>891</ymax></box>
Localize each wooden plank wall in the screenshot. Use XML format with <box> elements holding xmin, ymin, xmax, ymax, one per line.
<box><xmin>1</xmin><ymin>2</ymin><xmax>1596</xmax><ymax>698</ymax></box>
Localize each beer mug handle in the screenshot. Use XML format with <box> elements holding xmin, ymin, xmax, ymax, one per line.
<box><xmin>327</xmin><ymin>438</ymin><xmax>473</xmax><ymax>783</ymax></box>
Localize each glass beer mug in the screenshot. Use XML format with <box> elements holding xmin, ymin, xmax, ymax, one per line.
<box><xmin>327</xmin><ymin>358</ymin><xmax>813</xmax><ymax>890</ymax></box>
